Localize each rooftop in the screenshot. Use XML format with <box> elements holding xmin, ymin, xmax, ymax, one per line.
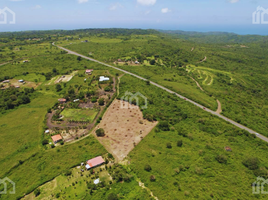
<box><xmin>51</xmin><ymin>134</ymin><xmax>63</xmax><ymax>142</ymax></box>
<box><xmin>86</xmin><ymin>156</ymin><xmax>105</xmax><ymax>168</ymax></box>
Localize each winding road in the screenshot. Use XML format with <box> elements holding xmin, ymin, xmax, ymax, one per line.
<box><xmin>53</xmin><ymin>43</ymin><xmax>268</xmax><ymax>144</ymax></box>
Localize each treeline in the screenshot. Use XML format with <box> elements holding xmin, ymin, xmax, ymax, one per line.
<box><xmin>0</xmin><ymin>87</ymin><xmax>34</xmax><ymax>112</ymax></box>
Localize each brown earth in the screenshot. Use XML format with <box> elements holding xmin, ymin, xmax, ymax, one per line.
<box><xmin>93</xmin><ymin>99</ymin><xmax>158</xmax><ymax>161</ymax></box>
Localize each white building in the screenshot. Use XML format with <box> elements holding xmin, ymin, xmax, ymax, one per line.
<box><xmin>99</xmin><ymin>76</ymin><xmax>110</xmax><ymax>82</ymax></box>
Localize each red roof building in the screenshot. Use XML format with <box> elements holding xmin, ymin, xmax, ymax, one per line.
<box><xmin>85</xmin><ymin>69</ymin><xmax>94</xmax><ymax>74</ymax></box>
<box><xmin>86</xmin><ymin>156</ymin><xmax>105</xmax><ymax>169</ymax></box>
<box><xmin>58</xmin><ymin>98</ymin><xmax>66</xmax><ymax>103</ymax></box>
<box><xmin>51</xmin><ymin>134</ymin><xmax>63</xmax><ymax>144</ymax></box>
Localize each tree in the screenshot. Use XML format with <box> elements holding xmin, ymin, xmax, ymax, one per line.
<box><xmin>34</xmin><ymin>188</ymin><xmax>41</xmax><ymax>197</ymax></box>
<box><xmin>20</xmin><ymin>95</ymin><xmax>30</xmax><ymax>104</ymax></box>
<box><xmin>98</xmin><ymin>98</ymin><xmax>105</xmax><ymax>106</ymax></box>
<box><xmin>177</xmin><ymin>140</ymin><xmax>183</xmax><ymax>147</ymax></box>
<box><xmin>166</xmin><ymin>143</ymin><xmax>172</xmax><ymax>149</ymax></box>
<box><xmin>243</xmin><ymin>157</ymin><xmax>260</xmax><ymax>170</ymax></box>
<box><xmin>96</xmin><ymin>128</ymin><xmax>105</xmax><ymax>137</ymax></box>
<box><xmin>150</xmin><ymin>59</ymin><xmax>156</xmax><ymax>65</ymax></box>
<box><xmin>77</xmin><ymin>56</ymin><xmax>82</xmax><ymax>61</ymax></box>
<box><xmin>144</xmin><ymin>164</ymin><xmax>152</xmax><ymax>172</ymax></box>
<box><xmin>55</xmin><ymin>84</ymin><xmax>62</xmax><ymax>92</ymax></box>
<box><xmin>158</xmin><ymin>121</ymin><xmax>170</xmax><ymax>131</ymax></box>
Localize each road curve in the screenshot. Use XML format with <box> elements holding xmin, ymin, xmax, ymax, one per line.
<box><xmin>54</xmin><ymin>44</ymin><xmax>268</xmax><ymax>144</ymax></box>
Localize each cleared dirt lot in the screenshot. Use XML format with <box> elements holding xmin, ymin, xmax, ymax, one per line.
<box><xmin>94</xmin><ymin>99</ymin><xmax>158</xmax><ymax>161</ymax></box>
<box><xmin>55</xmin><ymin>71</ymin><xmax>78</xmax><ymax>84</ymax></box>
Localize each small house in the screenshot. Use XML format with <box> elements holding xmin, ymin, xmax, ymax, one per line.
<box><xmin>2</xmin><ymin>80</ymin><xmax>10</xmax><ymax>83</ymax></box>
<box><xmin>58</xmin><ymin>98</ymin><xmax>67</xmax><ymax>103</ymax></box>
<box><xmin>85</xmin><ymin>40</ymin><xmax>88</xmax><ymax>42</ymax></box>
<box><xmin>23</xmin><ymin>60</ymin><xmax>29</xmax><ymax>63</ymax></box>
<box><xmin>99</xmin><ymin>76</ymin><xmax>110</xmax><ymax>82</ymax></box>
<box><xmin>135</xmin><ymin>61</ymin><xmax>139</xmax><ymax>64</ymax></box>
<box><xmin>85</xmin><ymin>156</ymin><xmax>105</xmax><ymax>170</ymax></box>
<box><xmin>45</xmin><ymin>130</ymin><xmax>50</xmax><ymax>134</ymax></box>
<box><xmin>15</xmin><ymin>86</ymin><xmax>20</xmax><ymax>88</ymax></box>
<box><xmin>18</xmin><ymin>80</ymin><xmax>24</xmax><ymax>83</ymax></box>
<box><xmin>85</xmin><ymin>69</ymin><xmax>93</xmax><ymax>74</ymax></box>
<box><xmin>73</xmin><ymin>99</ymin><xmax>80</xmax><ymax>102</ymax></box>
<box><xmin>118</xmin><ymin>59</ymin><xmax>122</xmax><ymax>62</ymax></box>
<box><xmin>51</xmin><ymin>134</ymin><xmax>63</xmax><ymax>144</ymax></box>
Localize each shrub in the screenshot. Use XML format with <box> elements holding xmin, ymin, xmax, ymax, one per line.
<box><xmin>243</xmin><ymin>157</ymin><xmax>260</xmax><ymax>170</ymax></box>
<box><xmin>158</xmin><ymin>121</ymin><xmax>170</xmax><ymax>131</ymax></box>
<box><xmin>166</xmin><ymin>143</ymin><xmax>172</xmax><ymax>149</ymax></box>
<box><xmin>150</xmin><ymin>175</ymin><xmax>156</xmax><ymax>182</ymax></box>
<box><xmin>98</xmin><ymin>98</ymin><xmax>105</xmax><ymax>106</ymax></box>
<box><xmin>96</xmin><ymin>128</ymin><xmax>105</xmax><ymax>137</ymax></box>
<box><xmin>108</xmin><ymin>153</ymin><xmax>114</xmax><ymax>159</ymax></box>
<box><xmin>108</xmin><ymin>193</ymin><xmax>118</xmax><ymax>200</ymax></box>
<box><xmin>34</xmin><ymin>188</ymin><xmax>41</xmax><ymax>197</ymax></box>
<box><xmin>144</xmin><ymin>164</ymin><xmax>152</xmax><ymax>172</ymax></box>
<box><xmin>42</xmin><ymin>139</ymin><xmax>49</xmax><ymax>145</ymax></box>
<box><xmin>64</xmin><ymin>170</ymin><xmax>72</xmax><ymax>176</ymax></box>
<box><xmin>216</xmin><ymin>155</ymin><xmax>227</xmax><ymax>164</ymax></box>
<box><xmin>177</xmin><ymin>140</ymin><xmax>183</xmax><ymax>147</ymax></box>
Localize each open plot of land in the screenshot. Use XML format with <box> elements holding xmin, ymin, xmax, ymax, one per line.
<box><xmin>61</xmin><ymin>129</ymin><xmax>89</xmax><ymax>141</ymax></box>
<box><xmin>61</xmin><ymin>109</ymin><xmax>98</xmax><ymax>122</ymax></box>
<box><xmin>94</xmin><ymin>99</ymin><xmax>158</xmax><ymax>161</ymax></box>
<box><xmin>54</xmin><ymin>71</ymin><xmax>78</xmax><ymax>84</ymax></box>
<box><xmin>1</xmin><ymin>79</ymin><xmax>39</xmax><ymax>89</ymax></box>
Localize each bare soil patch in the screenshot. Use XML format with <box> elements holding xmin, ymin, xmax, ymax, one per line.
<box><xmin>93</xmin><ymin>99</ymin><xmax>158</xmax><ymax>161</ymax></box>
<box><xmin>54</xmin><ymin>71</ymin><xmax>77</xmax><ymax>84</ymax></box>
<box><xmin>61</xmin><ymin>129</ymin><xmax>88</xmax><ymax>142</ymax></box>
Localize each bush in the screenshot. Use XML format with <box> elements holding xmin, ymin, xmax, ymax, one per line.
<box><xmin>42</xmin><ymin>139</ymin><xmax>49</xmax><ymax>146</ymax></box>
<box><xmin>166</xmin><ymin>143</ymin><xmax>172</xmax><ymax>149</ymax></box>
<box><xmin>96</xmin><ymin>128</ymin><xmax>105</xmax><ymax>137</ymax></box>
<box><xmin>144</xmin><ymin>164</ymin><xmax>152</xmax><ymax>172</ymax></box>
<box><xmin>108</xmin><ymin>193</ymin><xmax>118</xmax><ymax>200</ymax></box>
<box><xmin>216</xmin><ymin>155</ymin><xmax>227</xmax><ymax>164</ymax></box>
<box><xmin>91</xmin><ymin>97</ymin><xmax>97</xmax><ymax>103</ymax></box>
<box><xmin>34</xmin><ymin>188</ymin><xmax>41</xmax><ymax>197</ymax></box>
<box><xmin>108</xmin><ymin>153</ymin><xmax>114</xmax><ymax>159</ymax></box>
<box><xmin>243</xmin><ymin>157</ymin><xmax>260</xmax><ymax>170</ymax></box>
<box><xmin>150</xmin><ymin>175</ymin><xmax>156</xmax><ymax>182</ymax></box>
<box><xmin>64</xmin><ymin>170</ymin><xmax>72</xmax><ymax>176</ymax></box>
<box><xmin>98</xmin><ymin>98</ymin><xmax>105</xmax><ymax>106</ymax></box>
<box><xmin>177</xmin><ymin>140</ymin><xmax>183</xmax><ymax>147</ymax></box>
<box><xmin>158</xmin><ymin>121</ymin><xmax>170</xmax><ymax>131</ymax></box>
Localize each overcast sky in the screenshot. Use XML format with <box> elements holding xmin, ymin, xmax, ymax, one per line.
<box><xmin>0</xmin><ymin>0</ymin><xmax>268</xmax><ymax>34</ymax></box>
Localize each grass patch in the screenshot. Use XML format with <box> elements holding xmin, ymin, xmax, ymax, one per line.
<box><xmin>61</xmin><ymin>109</ymin><xmax>98</xmax><ymax>122</ymax></box>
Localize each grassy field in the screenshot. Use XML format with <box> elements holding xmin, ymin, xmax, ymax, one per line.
<box><xmin>23</xmin><ymin>164</ymin><xmax>151</xmax><ymax>200</ymax></box>
<box><xmin>61</xmin><ymin>109</ymin><xmax>98</xmax><ymax>122</ymax></box>
<box><xmin>118</xmin><ymin>75</ymin><xmax>268</xmax><ymax>200</ymax></box>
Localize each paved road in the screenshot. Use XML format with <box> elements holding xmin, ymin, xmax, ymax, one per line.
<box><xmin>54</xmin><ymin>44</ymin><xmax>268</xmax><ymax>144</ymax></box>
